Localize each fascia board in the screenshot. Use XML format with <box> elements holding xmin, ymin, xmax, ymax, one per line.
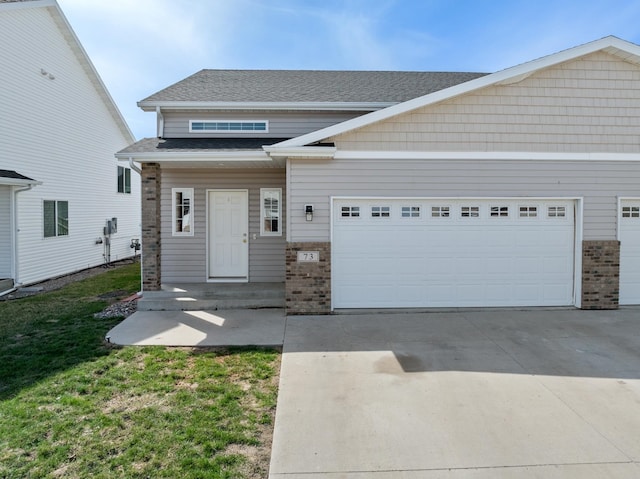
<box><xmin>275</xmin><ymin>36</ymin><xmax>640</xmax><ymax>148</ymax></box>
<box><xmin>115</xmin><ymin>150</ymin><xmax>271</xmax><ymax>161</ymax></box>
<box><xmin>1</xmin><ymin>178</ymin><xmax>43</xmax><ymax>186</ymax></box>
<box><xmin>137</xmin><ymin>101</ymin><xmax>395</xmax><ymax>112</ymax></box>
<box><xmin>333</xmin><ymin>151</ymin><xmax>640</xmax><ymax>161</ymax></box>
<box><xmin>263</xmin><ymin>146</ymin><xmax>336</xmax><ymax>159</ymax></box>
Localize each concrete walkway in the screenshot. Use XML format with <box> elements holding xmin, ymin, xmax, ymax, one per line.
<box><xmin>106</xmin><ymin>308</ymin><xmax>285</xmax><ymax>346</ymax></box>
<box><xmin>269</xmin><ymin>309</ymin><xmax>640</xmax><ymax>478</ymax></box>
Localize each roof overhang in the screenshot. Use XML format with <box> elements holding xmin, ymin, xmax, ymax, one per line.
<box><xmin>138</xmin><ymin>101</ymin><xmax>396</xmax><ymax>112</ymax></box>
<box><xmin>272</xmin><ymin>36</ymin><xmax>640</xmax><ymax>149</ymax></box>
<box><xmin>115</xmin><ymin>150</ymin><xmax>270</xmax><ymax>162</ymax></box>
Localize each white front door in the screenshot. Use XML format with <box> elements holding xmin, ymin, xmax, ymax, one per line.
<box><xmin>208</xmin><ymin>190</ymin><xmax>248</xmax><ymax>280</ymax></box>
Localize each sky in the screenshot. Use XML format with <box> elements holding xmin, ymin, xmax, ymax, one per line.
<box><xmin>55</xmin><ymin>0</ymin><xmax>640</xmax><ymax>140</ymax></box>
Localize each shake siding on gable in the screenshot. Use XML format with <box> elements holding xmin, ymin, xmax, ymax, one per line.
<box><xmin>0</xmin><ymin>6</ymin><xmax>139</xmax><ymax>285</ymax></box>
<box><xmin>333</xmin><ymin>52</ymin><xmax>640</xmax><ymax>153</ymax></box>
<box><xmin>160</xmin><ymin>168</ymin><xmax>285</xmax><ymax>283</ymax></box>
<box><xmin>288</xmin><ymin>159</ymin><xmax>640</xmax><ymax>242</ymax></box>
<box><xmin>162</xmin><ymin>111</ymin><xmax>364</xmax><ymax>138</ymax></box>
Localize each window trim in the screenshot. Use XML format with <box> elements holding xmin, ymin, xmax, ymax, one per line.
<box><xmin>117</xmin><ymin>166</ymin><xmax>131</xmax><ymax>194</ymax></box>
<box><xmin>172</xmin><ymin>188</ymin><xmax>194</xmax><ymax>237</ymax></box>
<box><xmin>260</xmin><ymin>188</ymin><xmax>282</xmax><ymax>237</ymax></box>
<box><xmin>43</xmin><ymin>200</ymin><xmax>69</xmax><ymax>238</ymax></box>
<box><xmin>189</xmin><ymin>120</ymin><xmax>269</xmax><ymax>133</ymax></box>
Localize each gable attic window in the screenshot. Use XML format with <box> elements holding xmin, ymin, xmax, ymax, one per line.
<box><xmin>189</xmin><ymin>120</ymin><xmax>268</xmax><ymax>133</ymax></box>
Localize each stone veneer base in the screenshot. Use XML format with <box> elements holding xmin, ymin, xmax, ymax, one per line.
<box><xmin>286</xmin><ymin>242</ymin><xmax>331</xmax><ymax>315</ymax></box>
<box><xmin>581</xmin><ymin>240</ymin><xmax>620</xmax><ymax>310</ymax></box>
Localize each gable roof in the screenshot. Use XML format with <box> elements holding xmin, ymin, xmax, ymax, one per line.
<box><xmin>0</xmin><ymin>0</ymin><xmax>135</xmax><ymax>143</ymax></box>
<box><xmin>269</xmin><ymin>36</ymin><xmax>640</xmax><ymax>152</ymax></box>
<box><xmin>138</xmin><ymin>70</ymin><xmax>487</xmax><ymax>111</ymax></box>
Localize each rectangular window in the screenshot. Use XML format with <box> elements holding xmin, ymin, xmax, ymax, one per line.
<box><xmin>401</xmin><ymin>206</ymin><xmax>420</xmax><ymax>218</ymax></box>
<box><xmin>172</xmin><ymin>188</ymin><xmax>194</xmax><ymax>236</ymax></box>
<box><xmin>490</xmin><ymin>206</ymin><xmax>509</xmax><ymax>217</ymax></box>
<box><xmin>341</xmin><ymin>206</ymin><xmax>360</xmax><ymax>218</ymax></box>
<box><xmin>622</xmin><ymin>206</ymin><xmax>640</xmax><ymax>218</ymax></box>
<box><xmin>189</xmin><ymin>120</ymin><xmax>268</xmax><ymax>133</ymax></box>
<box><xmin>519</xmin><ymin>206</ymin><xmax>537</xmax><ymax>218</ymax></box>
<box><xmin>371</xmin><ymin>206</ymin><xmax>390</xmax><ymax>218</ymax></box>
<box><xmin>461</xmin><ymin>206</ymin><xmax>479</xmax><ymax>218</ymax></box>
<box><xmin>261</xmin><ymin>188</ymin><xmax>282</xmax><ymax>236</ymax></box>
<box><xmin>548</xmin><ymin>206</ymin><xmax>566</xmax><ymax>218</ymax></box>
<box><xmin>43</xmin><ymin>200</ymin><xmax>69</xmax><ymax>238</ymax></box>
<box><xmin>117</xmin><ymin>166</ymin><xmax>131</xmax><ymax>194</ymax></box>
<box><xmin>431</xmin><ymin>206</ymin><xmax>450</xmax><ymax>218</ymax></box>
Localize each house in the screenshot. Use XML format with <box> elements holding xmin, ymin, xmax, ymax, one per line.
<box><xmin>0</xmin><ymin>0</ymin><xmax>139</xmax><ymax>292</ymax></box>
<box><xmin>118</xmin><ymin>36</ymin><xmax>640</xmax><ymax>314</ymax></box>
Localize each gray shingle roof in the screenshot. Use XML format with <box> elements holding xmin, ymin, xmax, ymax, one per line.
<box><xmin>140</xmin><ymin>70</ymin><xmax>488</xmax><ymax>104</ymax></box>
<box><xmin>0</xmin><ymin>169</ymin><xmax>35</xmax><ymax>181</ymax></box>
<box><xmin>118</xmin><ymin>137</ymin><xmax>291</xmax><ymax>155</ymax></box>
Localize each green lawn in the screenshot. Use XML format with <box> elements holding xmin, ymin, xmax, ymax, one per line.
<box><xmin>0</xmin><ymin>264</ymin><xmax>280</xmax><ymax>478</ymax></box>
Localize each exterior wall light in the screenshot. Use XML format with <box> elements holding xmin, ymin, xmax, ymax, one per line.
<box><xmin>305</xmin><ymin>204</ymin><xmax>313</xmax><ymax>221</ymax></box>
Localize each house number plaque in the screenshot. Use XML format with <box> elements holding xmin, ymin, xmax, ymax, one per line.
<box><xmin>297</xmin><ymin>251</ymin><xmax>320</xmax><ymax>262</ymax></box>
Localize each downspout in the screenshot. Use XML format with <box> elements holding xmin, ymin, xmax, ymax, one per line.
<box><xmin>11</xmin><ymin>184</ymin><xmax>35</xmax><ymax>288</ymax></box>
<box><xmin>128</xmin><ymin>157</ymin><xmax>142</xmax><ymax>175</ymax></box>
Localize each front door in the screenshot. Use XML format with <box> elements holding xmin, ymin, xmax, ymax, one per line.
<box><xmin>208</xmin><ymin>190</ymin><xmax>248</xmax><ymax>280</ymax></box>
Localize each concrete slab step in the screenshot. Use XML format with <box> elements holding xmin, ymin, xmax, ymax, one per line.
<box><xmin>137</xmin><ymin>297</ymin><xmax>284</xmax><ymax>311</ymax></box>
<box><xmin>0</xmin><ymin>279</ymin><xmax>14</xmax><ymax>292</ymax></box>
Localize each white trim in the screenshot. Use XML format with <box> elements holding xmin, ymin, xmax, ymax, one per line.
<box><xmin>275</xmin><ymin>36</ymin><xmax>640</xmax><ymax>148</ymax></box>
<box><xmin>330</xmin><ymin>195</ymin><xmax>583</xmax><ymax>311</ymax></box>
<box><xmin>286</xmin><ymin>158</ymin><xmax>291</xmax><ymax>242</ymax></box>
<box><xmin>115</xmin><ymin>150</ymin><xmax>272</xmax><ymax>161</ymax></box>
<box><xmin>0</xmin><ymin>177</ymin><xmax>42</xmax><ymax>187</ymax></box>
<box><xmin>333</xmin><ymin>151</ymin><xmax>640</xmax><ymax>161</ymax></box>
<box><xmin>171</xmin><ymin>188</ymin><xmax>194</xmax><ymax>237</ymax></box>
<box><xmin>138</xmin><ymin>101</ymin><xmax>396</xmax><ymax>112</ymax></box>
<box><xmin>189</xmin><ymin>119</ymin><xmax>269</xmax><ymax>134</ymax></box>
<box><xmin>260</xmin><ymin>188</ymin><xmax>283</xmax><ymax>237</ymax></box>
<box><xmin>0</xmin><ymin>0</ymin><xmax>56</xmax><ymax>12</ymax></box>
<box><xmin>264</xmin><ymin>145</ymin><xmax>336</xmax><ymax>159</ymax></box>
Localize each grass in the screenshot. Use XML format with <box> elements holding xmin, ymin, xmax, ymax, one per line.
<box><xmin>0</xmin><ymin>263</ymin><xmax>280</xmax><ymax>478</ymax></box>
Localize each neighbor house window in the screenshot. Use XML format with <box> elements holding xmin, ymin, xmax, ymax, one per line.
<box><xmin>117</xmin><ymin>166</ymin><xmax>131</xmax><ymax>194</ymax></box>
<box><xmin>189</xmin><ymin>120</ymin><xmax>268</xmax><ymax>133</ymax></box>
<box><xmin>43</xmin><ymin>200</ymin><xmax>69</xmax><ymax>238</ymax></box>
<box><xmin>172</xmin><ymin>188</ymin><xmax>193</xmax><ymax>236</ymax></box>
<box><xmin>261</xmin><ymin>188</ymin><xmax>281</xmax><ymax>236</ymax></box>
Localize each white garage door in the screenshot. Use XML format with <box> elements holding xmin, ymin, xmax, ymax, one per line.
<box><xmin>619</xmin><ymin>199</ymin><xmax>640</xmax><ymax>305</ymax></box>
<box><xmin>332</xmin><ymin>199</ymin><xmax>576</xmax><ymax>308</ymax></box>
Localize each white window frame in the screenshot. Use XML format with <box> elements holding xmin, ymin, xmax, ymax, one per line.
<box><xmin>43</xmin><ymin>200</ymin><xmax>69</xmax><ymax>238</ymax></box>
<box><xmin>189</xmin><ymin>120</ymin><xmax>269</xmax><ymax>133</ymax></box>
<box><xmin>117</xmin><ymin>166</ymin><xmax>131</xmax><ymax>194</ymax></box>
<box><xmin>172</xmin><ymin>188</ymin><xmax>194</xmax><ymax>237</ymax></box>
<box><xmin>260</xmin><ymin>188</ymin><xmax>282</xmax><ymax>237</ymax></box>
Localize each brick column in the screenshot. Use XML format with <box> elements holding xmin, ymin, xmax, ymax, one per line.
<box><xmin>141</xmin><ymin>163</ymin><xmax>161</xmax><ymax>291</ymax></box>
<box><xmin>581</xmin><ymin>240</ymin><xmax>620</xmax><ymax>309</ymax></box>
<box><xmin>286</xmin><ymin>242</ymin><xmax>331</xmax><ymax>314</ymax></box>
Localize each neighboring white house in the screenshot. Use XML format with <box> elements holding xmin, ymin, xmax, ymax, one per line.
<box><xmin>0</xmin><ymin>0</ymin><xmax>140</xmax><ymax>290</ymax></box>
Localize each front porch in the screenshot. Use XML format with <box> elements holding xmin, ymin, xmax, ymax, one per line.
<box><xmin>137</xmin><ymin>282</ymin><xmax>285</xmax><ymax>311</ymax></box>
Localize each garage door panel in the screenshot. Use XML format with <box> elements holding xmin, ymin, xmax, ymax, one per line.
<box><xmin>619</xmin><ymin>200</ymin><xmax>640</xmax><ymax>304</ymax></box>
<box><xmin>333</xmin><ymin>199</ymin><xmax>575</xmax><ymax>308</ymax></box>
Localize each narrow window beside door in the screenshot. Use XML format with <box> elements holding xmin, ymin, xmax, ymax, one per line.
<box><xmin>261</xmin><ymin>188</ymin><xmax>282</xmax><ymax>236</ymax></box>
<box><xmin>172</xmin><ymin>188</ymin><xmax>194</xmax><ymax>236</ymax></box>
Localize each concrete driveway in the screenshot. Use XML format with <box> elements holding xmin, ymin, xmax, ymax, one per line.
<box><xmin>269</xmin><ymin>308</ymin><xmax>640</xmax><ymax>478</ymax></box>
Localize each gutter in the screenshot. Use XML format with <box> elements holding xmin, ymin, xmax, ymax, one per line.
<box><xmin>128</xmin><ymin>157</ymin><xmax>142</xmax><ymax>175</ymax></box>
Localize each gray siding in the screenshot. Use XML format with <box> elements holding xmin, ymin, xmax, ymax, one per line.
<box><xmin>288</xmin><ymin>158</ymin><xmax>640</xmax><ymax>242</ymax></box>
<box><xmin>161</xmin><ymin>168</ymin><xmax>285</xmax><ymax>283</ymax></box>
<box><xmin>163</xmin><ymin>111</ymin><xmax>363</xmax><ymax>138</ymax></box>
<box><xmin>333</xmin><ymin>52</ymin><xmax>640</xmax><ymax>153</ymax></box>
<box><xmin>0</xmin><ymin>187</ymin><xmax>11</xmax><ymax>278</ymax></box>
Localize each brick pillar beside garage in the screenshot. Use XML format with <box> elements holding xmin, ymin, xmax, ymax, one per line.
<box><xmin>141</xmin><ymin>163</ymin><xmax>162</xmax><ymax>291</ymax></box>
<box><xmin>286</xmin><ymin>242</ymin><xmax>331</xmax><ymax>314</ymax></box>
<box><xmin>581</xmin><ymin>240</ymin><xmax>620</xmax><ymax>309</ymax></box>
